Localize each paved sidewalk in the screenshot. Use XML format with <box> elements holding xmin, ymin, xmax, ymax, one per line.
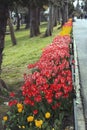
<box><xmin>73</xmin><ymin>19</ymin><xmax>87</xmax><ymax>130</ymax></box>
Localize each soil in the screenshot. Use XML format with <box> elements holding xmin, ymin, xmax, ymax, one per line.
<box><xmin>62</xmin><ymin>112</ymin><xmax>74</xmax><ymax>130</ymax></box>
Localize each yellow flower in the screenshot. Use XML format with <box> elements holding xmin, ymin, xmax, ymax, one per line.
<box><xmin>18</xmin><ymin>125</ymin><xmax>25</xmax><ymax>128</ymax></box>
<box><xmin>35</xmin><ymin>119</ymin><xmax>43</xmax><ymax>128</ymax></box>
<box><xmin>27</xmin><ymin>116</ymin><xmax>34</xmax><ymax>122</ymax></box>
<box><xmin>40</xmin><ymin>120</ymin><xmax>43</xmax><ymax>125</ymax></box>
<box><xmin>45</xmin><ymin>112</ymin><xmax>51</xmax><ymax>119</ymax></box>
<box><xmin>22</xmin><ymin>126</ymin><xmax>25</xmax><ymax>128</ymax></box>
<box><xmin>3</xmin><ymin>116</ymin><xmax>8</xmax><ymax>121</ymax></box>
<box><xmin>18</xmin><ymin>108</ymin><xmax>23</xmax><ymax>113</ymax></box>
<box><xmin>52</xmin><ymin>128</ymin><xmax>55</xmax><ymax>130</ymax></box>
<box><xmin>17</xmin><ymin>103</ymin><xmax>23</xmax><ymax>109</ymax></box>
<box><xmin>17</xmin><ymin>103</ymin><xmax>23</xmax><ymax>113</ymax></box>
<box><xmin>18</xmin><ymin>126</ymin><xmax>21</xmax><ymax>128</ymax></box>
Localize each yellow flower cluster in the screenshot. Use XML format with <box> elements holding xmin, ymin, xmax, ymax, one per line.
<box><xmin>27</xmin><ymin>115</ymin><xmax>43</xmax><ymax>128</ymax></box>
<box><xmin>17</xmin><ymin>103</ymin><xmax>23</xmax><ymax>113</ymax></box>
<box><xmin>59</xmin><ymin>19</ymin><xmax>72</xmax><ymax>36</ymax></box>
<box><xmin>26</xmin><ymin>112</ymin><xmax>50</xmax><ymax>128</ymax></box>
<box><xmin>35</xmin><ymin>119</ymin><xmax>43</xmax><ymax>128</ymax></box>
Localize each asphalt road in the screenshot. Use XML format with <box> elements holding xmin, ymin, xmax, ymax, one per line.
<box><xmin>73</xmin><ymin>19</ymin><xmax>87</xmax><ymax>126</ymax></box>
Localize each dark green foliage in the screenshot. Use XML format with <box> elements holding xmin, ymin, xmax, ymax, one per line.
<box><xmin>21</xmin><ymin>0</ymin><xmax>48</xmax><ymax>8</ymax></box>
<box><xmin>0</xmin><ymin>0</ymin><xmax>22</xmax><ymax>8</ymax></box>
<box><xmin>0</xmin><ymin>0</ymin><xmax>48</xmax><ymax>10</ymax></box>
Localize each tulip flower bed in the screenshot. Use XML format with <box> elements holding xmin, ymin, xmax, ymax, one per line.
<box><xmin>2</xmin><ymin>19</ymin><xmax>74</xmax><ymax>130</ymax></box>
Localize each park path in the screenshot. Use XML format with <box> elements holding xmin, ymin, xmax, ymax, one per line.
<box><xmin>73</xmin><ymin>19</ymin><xmax>87</xmax><ymax>129</ymax></box>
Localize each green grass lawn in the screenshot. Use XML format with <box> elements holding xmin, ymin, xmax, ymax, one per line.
<box><xmin>1</xmin><ymin>23</ymin><xmax>61</xmax><ymax>91</ymax></box>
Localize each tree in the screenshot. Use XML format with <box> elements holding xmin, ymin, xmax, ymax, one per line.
<box><xmin>0</xmin><ymin>0</ymin><xmax>19</xmax><ymax>71</ymax></box>
<box><xmin>25</xmin><ymin>8</ymin><xmax>30</xmax><ymax>29</ymax></box>
<box><xmin>68</xmin><ymin>0</ymin><xmax>75</xmax><ymax>18</ymax></box>
<box><xmin>7</xmin><ymin>17</ymin><xmax>17</xmax><ymax>46</ymax></box>
<box><xmin>59</xmin><ymin>0</ymin><xmax>68</xmax><ymax>25</ymax></box>
<box><xmin>11</xmin><ymin>2</ymin><xmax>22</xmax><ymax>31</ymax></box>
<box><xmin>15</xmin><ymin>6</ymin><xmax>21</xmax><ymax>30</ymax></box>
<box><xmin>45</xmin><ymin>0</ymin><xmax>74</xmax><ymax>36</ymax></box>
<box><xmin>45</xmin><ymin>1</ymin><xmax>53</xmax><ymax>36</ymax></box>
<box><xmin>0</xmin><ymin>0</ymin><xmax>16</xmax><ymax>92</ymax></box>
<box><xmin>0</xmin><ymin>3</ymin><xmax>9</xmax><ymax>72</ymax></box>
<box><xmin>21</xmin><ymin>0</ymin><xmax>48</xmax><ymax>37</ymax></box>
<box><xmin>29</xmin><ymin>4</ymin><xmax>40</xmax><ymax>37</ymax></box>
<box><xmin>45</xmin><ymin>0</ymin><xmax>60</xmax><ymax>36</ymax></box>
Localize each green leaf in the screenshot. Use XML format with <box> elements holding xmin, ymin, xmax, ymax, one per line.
<box><xmin>46</xmin><ymin>126</ymin><xmax>51</xmax><ymax>130</ymax></box>
<box><xmin>7</xmin><ymin>111</ymin><xmax>11</xmax><ymax>116</ymax></box>
<box><xmin>54</xmin><ymin>119</ymin><xmax>60</xmax><ymax>130</ymax></box>
<box><xmin>54</xmin><ymin>119</ymin><xmax>59</xmax><ymax>124</ymax></box>
<box><xmin>6</xmin><ymin>128</ymin><xmax>11</xmax><ymax>130</ymax></box>
<box><xmin>59</xmin><ymin>112</ymin><xmax>64</xmax><ymax>122</ymax></box>
<box><xmin>42</xmin><ymin>122</ymin><xmax>48</xmax><ymax>129</ymax></box>
<box><xmin>2</xmin><ymin>120</ymin><xmax>5</xmax><ymax>126</ymax></box>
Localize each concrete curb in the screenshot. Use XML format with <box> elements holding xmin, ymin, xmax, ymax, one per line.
<box><xmin>73</xmin><ymin>40</ymin><xmax>86</xmax><ymax>130</ymax></box>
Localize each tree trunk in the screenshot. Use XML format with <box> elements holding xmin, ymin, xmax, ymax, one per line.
<box><xmin>61</xmin><ymin>0</ymin><xmax>68</xmax><ymax>25</ymax></box>
<box><xmin>65</xmin><ymin>0</ymin><xmax>68</xmax><ymax>21</ymax></box>
<box><xmin>61</xmin><ymin>6</ymin><xmax>66</xmax><ymax>25</ymax></box>
<box><xmin>8</xmin><ymin>17</ymin><xmax>17</xmax><ymax>46</ymax></box>
<box><xmin>58</xmin><ymin>7</ymin><xmax>62</xmax><ymax>24</ymax></box>
<box><xmin>44</xmin><ymin>2</ymin><xmax>53</xmax><ymax>36</ymax></box>
<box><xmin>35</xmin><ymin>7</ymin><xmax>40</xmax><ymax>34</ymax></box>
<box><xmin>25</xmin><ymin>8</ymin><xmax>30</xmax><ymax>29</ymax></box>
<box><xmin>15</xmin><ymin>7</ymin><xmax>20</xmax><ymax>31</ymax></box>
<box><xmin>0</xmin><ymin>4</ymin><xmax>8</xmax><ymax>72</ymax></box>
<box><xmin>53</xmin><ymin>6</ymin><xmax>58</xmax><ymax>27</ymax></box>
<box><xmin>30</xmin><ymin>7</ymin><xmax>40</xmax><ymax>37</ymax></box>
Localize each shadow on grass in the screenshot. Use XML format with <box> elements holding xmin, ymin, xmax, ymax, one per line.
<box><xmin>5</xmin><ymin>35</ymin><xmax>29</xmax><ymax>45</ymax></box>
